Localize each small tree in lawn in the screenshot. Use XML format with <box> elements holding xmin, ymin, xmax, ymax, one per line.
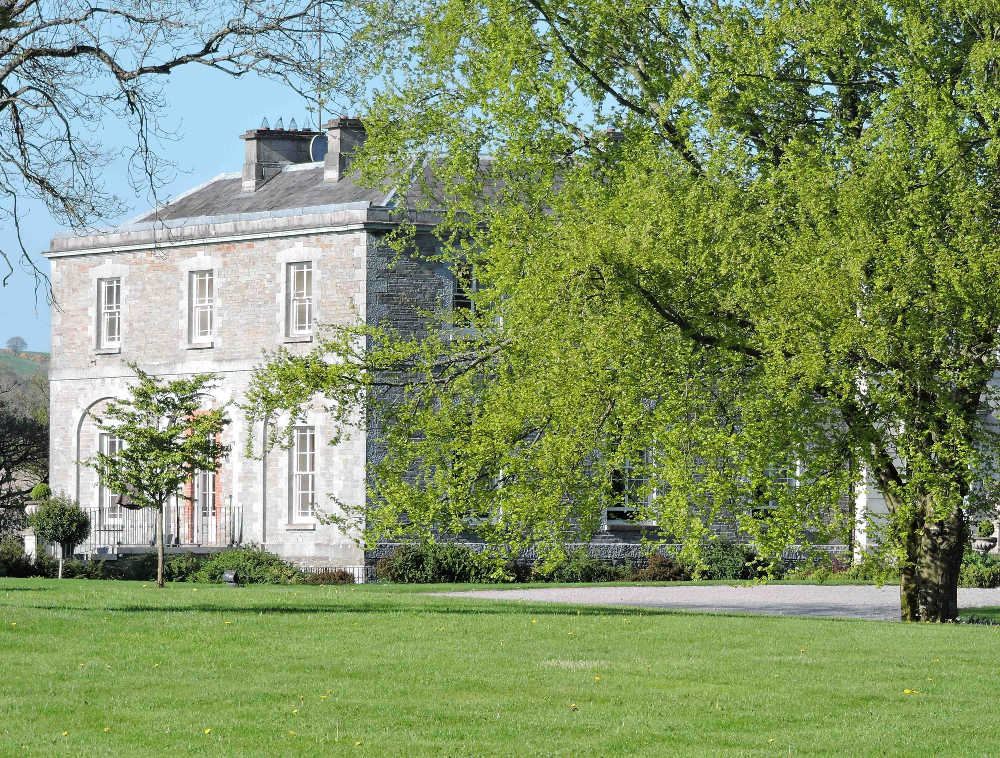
<box><xmin>89</xmin><ymin>365</ymin><xmax>229</xmax><ymax>588</ymax></box>
<box><xmin>29</xmin><ymin>494</ymin><xmax>89</xmax><ymax>578</ymax></box>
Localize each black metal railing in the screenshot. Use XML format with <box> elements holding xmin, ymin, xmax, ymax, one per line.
<box><xmin>79</xmin><ymin>505</ymin><xmax>243</xmax><ymax>553</ymax></box>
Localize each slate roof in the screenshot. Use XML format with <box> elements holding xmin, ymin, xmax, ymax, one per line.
<box><xmin>137</xmin><ymin>163</ymin><xmax>392</xmax><ymax>223</ymax></box>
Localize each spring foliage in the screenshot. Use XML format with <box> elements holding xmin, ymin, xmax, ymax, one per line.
<box><xmin>249</xmin><ymin>1</ymin><xmax>1000</xmax><ymax>618</ymax></box>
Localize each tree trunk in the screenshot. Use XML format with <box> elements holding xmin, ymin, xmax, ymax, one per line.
<box><xmin>899</xmin><ymin>504</ymin><xmax>964</xmax><ymax>622</ymax></box>
<box><xmin>58</xmin><ymin>544</ymin><xmax>63</xmax><ymax>580</ymax></box>
<box><xmin>156</xmin><ymin>506</ymin><xmax>165</xmax><ymax>588</ymax></box>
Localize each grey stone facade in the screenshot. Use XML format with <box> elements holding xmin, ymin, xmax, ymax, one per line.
<box><xmin>45</xmin><ymin>119</ymin><xmax>447</xmax><ymax>567</ymax></box>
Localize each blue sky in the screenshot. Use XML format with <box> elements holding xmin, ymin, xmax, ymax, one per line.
<box><xmin>0</xmin><ymin>65</ymin><xmax>332</xmax><ymax>353</ymax></box>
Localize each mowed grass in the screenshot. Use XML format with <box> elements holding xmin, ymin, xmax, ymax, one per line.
<box><xmin>2</xmin><ymin>580</ymin><xmax>999</xmax><ymax>756</ymax></box>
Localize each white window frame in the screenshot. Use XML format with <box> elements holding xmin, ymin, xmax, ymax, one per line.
<box><xmin>605</xmin><ymin>450</ymin><xmax>658</xmax><ymax>528</ymax></box>
<box><xmin>189</xmin><ymin>270</ymin><xmax>215</xmax><ymax>343</ymax></box>
<box><xmin>291</xmin><ymin>426</ymin><xmax>316</xmax><ymax>521</ymax></box>
<box><xmin>287</xmin><ymin>262</ymin><xmax>314</xmax><ymax>336</ymax></box>
<box><xmin>194</xmin><ymin>469</ymin><xmax>216</xmax><ymax>519</ymax></box>
<box><xmin>98</xmin><ymin>433</ymin><xmax>123</xmax><ymax>525</ymax></box>
<box><xmin>98</xmin><ymin>278</ymin><xmax>121</xmax><ymax>349</ymax></box>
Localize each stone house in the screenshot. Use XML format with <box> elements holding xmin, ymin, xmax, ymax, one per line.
<box><xmin>46</xmin><ymin>118</ymin><xmax>868</xmax><ymax>569</ymax></box>
<box><xmin>45</xmin><ymin>118</ymin><xmax>453</xmax><ymax>568</ymax></box>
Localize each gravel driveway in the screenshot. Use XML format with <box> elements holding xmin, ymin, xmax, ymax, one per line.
<box><xmin>439</xmin><ymin>584</ymin><xmax>1000</xmax><ymax>621</ymax></box>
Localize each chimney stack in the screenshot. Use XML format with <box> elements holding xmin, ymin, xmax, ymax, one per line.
<box><xmin>241</xmin><ymin>124</ymin><xmax>322</xmax><ymax>192</ymax></box>
<box><xmin>323</xmin><ymin>117</ymin><xmax>367</xmax><ymax>183</ymax></box>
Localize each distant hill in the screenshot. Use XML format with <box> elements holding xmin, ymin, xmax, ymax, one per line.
<box><xmin>0</xmin><ymin>349</ymin><xmax>49</xmax><ymax>380</ymax></box>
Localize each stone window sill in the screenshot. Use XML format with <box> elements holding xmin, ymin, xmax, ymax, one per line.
<box><xmin>185</xmin><ymin>341</ymin><xmax>214</xmax><ymax>350</ymax></box>
<box><xmin>283</xmin><ymin>334</ymin><xmax>313</xmax><ymax>344</ymax></box>
<box><xmin>284</xmin><ymin>523</ymin><xmax>316</xmax><ymax>531</ymax></box>
<box><xmin>94</xmin><ymin>346</ymin><xmax>121</xmax><ymax>355</ymax></box>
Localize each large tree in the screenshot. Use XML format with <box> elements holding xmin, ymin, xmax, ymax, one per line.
<box><xmin>89</xmin><ymin>366</ymin><xmax>229</xmax><ymax>587</ymax></box>
<box><xmin>0</xmin><ymin>386</ymin><xmax>47</xmax><ymax>513</ymax></box>
<box><xmin>247</xmin><ymin>1</ymin><xmax>1000</xmax><ymax>621</ymax></box>
<box><xmin>0</xmin><ymin>0</ymin><xmax>375</xmax><ymax>285</ymax></box>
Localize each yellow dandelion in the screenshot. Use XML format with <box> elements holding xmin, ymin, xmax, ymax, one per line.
<box><xmin>153</xmin><ymin>663</ymin><xmax>159</xmax><ymax>668</ymax></box>
<box><xmin>193</xmin><ymin>588</ymin><xmax>198</xmax><ymax>592</ymax></box>
<box><xmin>768</xmin><ymin>738</ymin><xmax>775</xmax><ymax>743</ymax></box>
<box><xmin>204</xmin><ymin>728</ymin><xmax>212</xmax><ymax>734</ymax></box>
<box><xmin>321</xmin><ymin>695</ymin><xmax>328</xmax><ymax>700</ymax></box>
<box><xmin>292</xmin><ymin>709</ymin><xmax>298</xmax><ymax>714</ymax></box>
<box><xmin>531</xmin><ymin>619</ymin><xmax>537</xmax><ymax>624</ymax></box>
<box><xmin>104</xmin><ymin>728</ymin><xmax>110</xmax><ymax>733</ymax></box>
<box><xmin>10</xmin><ymin>622</ymin><xmax>15</xmax><ymax>626</ymax></box>
<box><xmin>61</xmin><ymin>731</ymin><xmax>68</xmax><ymax>736</ymax></box>
<box><xmin>289</xmin><ymin>730</ymin><xmax>296</xmax><ymax>735</ymax></box>
<box><xmin>570</xmin><ymin>703</ymin><xmax>578</xmax><ymax>711</ymax></box>
<box><xmin>79</xmin><ymin>663</ymin><xmax>85</xmax><ymax>667</ymax></box>
<box><xmin>355</xmin><ymin>741</ymin><xmax>362</xmax><ymax>746</ymax></box>
<box><xmin>224</xmin><ymin>621</ymin><xmax>231</xmax><ymax>625</ymax></box>
<box><xmin>568</xmin><ymin>632</ymin><xmax>573</xmax><ymax>636</ymax></box>
<box><xmin>594</xmin><ymin>676</ymin><xmax>600</xmax><ymax>681</ymax></box>
<box><xmin>934</xmin><ymin>658</ymin><xmax>941</xmax><ymax>662</ymax></box>
<box><xmin>799</xmin><ymin>648</ymin><xmax>805</xmax><ymax>653</ymax></box>
<box><xmin>327</xmin><ymin>689</ymin><xmax>332</xmax><ymax>694</ymax></box>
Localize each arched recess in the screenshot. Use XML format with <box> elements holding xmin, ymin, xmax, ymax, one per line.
<box><xmin>74</xmin><ymin>397</ymin><xmax>119</xmax><ymax>506</ymax></box>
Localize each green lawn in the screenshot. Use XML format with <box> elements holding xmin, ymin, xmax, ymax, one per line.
<box><xmin>2</xmin><ymin>579</ymin><xmax>999</xmax><ymax>756</ymax></box>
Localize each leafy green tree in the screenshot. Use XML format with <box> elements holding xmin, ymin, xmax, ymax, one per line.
<box><xmin>89</xmin><ymin>365</ymin><xmax>229</xmax><ymax>587</ymax></box>
<box><xmin>0</xmin><ymin>390</ymin><xmax>47</xmax><ymax>513</ymax></box>
<box><xmin>29</xmin><ymin>495</ymin><xmax>89</xmax><ymax>578</ymax></box>
<box><xmin>249</xmin><ymin>1</ymin><xmax>1000</xmax><ymax>620</ymax></box>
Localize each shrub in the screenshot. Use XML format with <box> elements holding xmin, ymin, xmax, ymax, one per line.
<box><xmin>960</xmin><ymin>550</ymin><xmax>1000</xmax><ymax>588</ymax></box>
<box><xmin>532</xmin><ymin>549</ymin><xmax>632</xmax><ymax>583</ymax></box>
<box><xmin>193</xmin><ymin>546</ymin><xmax>303</xmax><ymax>584</ymax></box>
<box><xmin>376</xmin><ymin>543</ymin><xmax>491</xmax><ymax>583</ymax></box>
<box><xmin>0</xmin><ymin>535</ymin><xmax>32</xmax><ymax>577</ymax></box>
<box><xmin>696</xmin><ymin>540</ymin><xmax>758</xmax><ymax>580</ymax></box>
<box><xmin>164</xmin><ymin>552</ymin><xmax>205</xmax><ymax>582</ymax></box>
<box><xmin>303</xmin><ymin>568</ymin><xmax>356</xmax><ymax>585</ymax></box>
<box><xmin>634</xmin><ymin>553</ymin><xmax>691</xmax><ymax>582</ymax></box>
<box><xmin>62</xmin><ymin>559</ymin><xmax>114</xmax><ymax>580</ymax></box>
<box><xmin>28</xmin><ymin>482</ymin><xmax>51</xmax><ymax>501</ymax></box>
<box><xmin>28</xmin><ymin>495</ymin><xmax>90</xmax><ymax>578</ymax></box>
<box><xmin>977</xmin><ymin>520</ymin><xmax>996</xmax><ymax>538</ymax></box>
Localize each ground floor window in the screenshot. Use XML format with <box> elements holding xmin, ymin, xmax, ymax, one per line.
<box><xmin>292</xmin><ymin>426</ymin><xmax>316</xmax><ymax>521</ymax></box>
<box><xmin>98</xmin><ymin>432</ymin><xmax>123</xmax><ymax>526</ymax></box>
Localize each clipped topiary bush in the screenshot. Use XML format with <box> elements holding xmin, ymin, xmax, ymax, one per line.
<box><xmin>28</xmin><ymin>495</ymin><xmax>90</xmax><ymax>578</ymax></box>
<box><xmin>28</xmin><ymin>482</ymin><xmax>51</xmax><ymax>501</ymax></box>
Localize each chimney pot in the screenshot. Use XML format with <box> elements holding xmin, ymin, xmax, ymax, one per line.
<box><xmin>241</xmin><ymin>125</ymin><xmax>323</xmax><ymax>192</ymax></box>
<box><xmin>323</xmin><ymin>116</ymin><xmax>367</xmax><ymax>183</ymax></box>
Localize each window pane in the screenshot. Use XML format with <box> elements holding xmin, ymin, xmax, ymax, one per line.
<box><xmin>99</xmin><ymin>278</ymin><xmax>122</xmax><ymax>347</ymax></box>
<box><xmin>292</xmin><ymin>426</ymin><xmax>316</xmax><ymax>519</ymax></box>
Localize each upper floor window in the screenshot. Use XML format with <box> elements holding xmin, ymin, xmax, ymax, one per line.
<box><xmin>291</xmin><ymin>425</ymin><xmax>316</xmax><ymax>521</ymax></box>
<box><xmin>98</xmin><ymin>278</ymin><xmax>121</xmax><ymax>349</ymax></box>
<box><xmin>189</xmin><ymin>270</ymin><xmax>215</xmax><ymax>343</ymax></box>
<box><xmin>287</xmin><ymin>262</ymin><xmax>313</xmax><ymax>335</ymax></box>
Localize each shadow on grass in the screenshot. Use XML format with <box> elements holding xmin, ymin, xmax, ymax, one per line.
<box><xmin>0</xmin><ymin>585</ymin><xmax>52</xmax><ymax>591</ymax></box>
<box><xmin>0</xmin><ymin>597</ymin><xmax>893</xmax><ymax>624</ymax></box>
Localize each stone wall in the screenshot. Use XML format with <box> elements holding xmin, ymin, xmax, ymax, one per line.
<box><xmin>48</xmin><ymin>216</ymin><xmax>378</xmax><ymax>565</ymax></box>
